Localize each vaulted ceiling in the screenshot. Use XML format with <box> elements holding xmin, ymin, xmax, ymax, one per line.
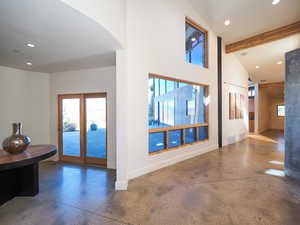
<box><xmin>191</xmin><ymin>0</ymin><xmax>300</xmax><ymax>84</ymax></box>
<box><xmin>236</xmin><ymin>34</ymin><xmax>300</xmax><ymax>83</ymax></box>
<box><xmin>190</xmin><ymin>0</ymin><xmax>300</xmax><ymax>44</ymax></box>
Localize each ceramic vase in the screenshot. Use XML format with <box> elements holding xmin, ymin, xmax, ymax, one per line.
<box><xmin>2</xmin><ymin>123</ymin><xmax>31</xmax><ymax>154</ymax></box>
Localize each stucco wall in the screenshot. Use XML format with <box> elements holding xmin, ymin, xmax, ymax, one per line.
<box><xmin>49</xmin><ymin>66</ymin><xmax>116</xmax><ymax>169</ymax></box>
<box><xmin>0</xmin><ymin>66</ymin><xmax>50</xmax><ymax>145</ymax></box>
<box><xmin>222</xmin><ymin>50</ymin><xmax>249</xmax><ymax>146</ymax></box>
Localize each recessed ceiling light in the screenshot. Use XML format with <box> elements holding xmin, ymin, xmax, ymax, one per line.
<box><xmin>26</xmin><ymin>43</ymin><xmax>35</xmax><ymax>48</ymax></box>
<box><xmin>272</xmin><ymin>0</ymin><xmax>280</xmax><ymax>5</ymax></box>
<box><xmin>256</xmin><ymin>66</ymin><xmax>260</xmax><ymax>69</ymax></box>
<box><xmin>191</xmin><ymin>37</ymin><xmax>197</xmax><ymax>42</ymax></box>
<box><xmin>224</xmin><ymin>20</ymin><xmax>231</xmax><ymax>26</ymax></box>
<box><xmin>26</xmin><ymin>62</ymin><xmax>32</xmax><ymax>66</ymax></box>
<box><xmin>277</xmin><ymin>61</ymin><xmax>283</xmax><ymax>65</ymax></box>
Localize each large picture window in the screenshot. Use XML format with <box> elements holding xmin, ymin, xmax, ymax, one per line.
<box><xmin>185</xmin><ymin>17</ymin><xmax>208</xmax><ymax>68</ymax></box>
<box><xmin>148</xmin><ymin>74</ymin><xmax>209</xmax><ymax>154</ymax></box>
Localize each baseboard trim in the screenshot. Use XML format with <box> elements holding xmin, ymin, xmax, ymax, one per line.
<box><xmin>223</xmin><ymin>133</ymin><xmax>248</xmax><ymax>147</ymax></box>
<box><xmin>115</xmin><ymin>180</ymin><xmax>128</xmax><ymax>190</ymax></box>
<box><xmin>128</xmin><ymin>144</ymin><xmax>218</xmax><ymax>180</ymax></box>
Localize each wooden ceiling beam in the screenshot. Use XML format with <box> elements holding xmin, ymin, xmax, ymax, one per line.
<box><xmin>225</xmin><ymin>21</ymin><xmax>300</xmax><ymax>53</ymax></box>
<box><xmin>259</xmin><ymin>81</ymin><xmax>285</xmax><ymax>88</ymax></box>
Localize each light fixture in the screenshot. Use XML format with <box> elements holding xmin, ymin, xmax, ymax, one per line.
<box><xmin>26</xmin><ymin>62</ymin><xmax>32</xmax><ymax>66</ymax></box>
<box><xmin>191</xmin><ymin>37</ymin><xmax>197</xmax><ymax>42</ymax></box>
<box><xmin>26</xmin><ymin>43</ymin><xmax>35</xmax><ymax>48</ymax></box>
<box><xmin>256</xmin><ymin>66</ymin><xmax>260</xmax><ymax>69</ymax></box>
<box><xmin>224</xmin><ymin>20</ymin><xmax>231</xmax><ymax>26</ymax></box>
<box><xmin>272</xmin><ymin>0</ymin><xmax>280</xmax><ymax>5</ymax></box>
<box><xmin>277</xmin><ymin>61</ymin><xmax>283</xmax><ymax>65</ymax></box>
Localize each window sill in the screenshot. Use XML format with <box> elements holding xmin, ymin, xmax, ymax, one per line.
<box><xmin>149</xmin><ymin>139</ymin><xmax>209</xmax><ymax>156</ymax></box>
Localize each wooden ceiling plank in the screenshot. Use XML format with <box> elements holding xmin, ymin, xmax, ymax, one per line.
<box><xmin>225</xmin><ymin>21</ymin><xmax>300</xmax><ymax>53</ymax></box>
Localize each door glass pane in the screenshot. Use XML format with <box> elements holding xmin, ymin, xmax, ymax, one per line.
<box><xmin>86</xmin><ymin>98</ymin><xmax>106</xmax><ymax>159</ymax></box>
<box><xmin>62</xmin><ymin>98</ymin><xmax>80</xmax><ymax>156</ymax></box>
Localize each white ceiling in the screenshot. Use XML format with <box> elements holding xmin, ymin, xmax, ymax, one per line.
<box><xmin>191</xmin><ymin>0</ymin><xmax>300</xmax><ymax>84</ymax></box>
<box><xmin>0</xmin><ymin>0</ymin><xmax>119</xmax><ymax>73</ymax></box>
<box><xmin>190</xmin><ymin>0</ymin><xmax>300</xmax><ymax>44</ymax></box>
<box><xmin>235</xmin><ymin>34</ymin><xmax>300</xmax><ymax>83</ymax></box>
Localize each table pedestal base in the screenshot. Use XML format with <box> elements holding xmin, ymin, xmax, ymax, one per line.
<box><xmin>0</xmin><ymin>163</ymin><xmax>39</xmax><ymax>205</ymax></box>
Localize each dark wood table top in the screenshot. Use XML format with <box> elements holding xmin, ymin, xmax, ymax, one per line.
<box><xmin>0</xmin><ymin>145</ymin><xmax>57</xmax><ymax>171</ymax></box>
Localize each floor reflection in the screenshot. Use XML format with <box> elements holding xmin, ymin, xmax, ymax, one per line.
<box><xmin>269</xmin><ymin>160</ymin><xmax>284</xmax><ymax>165</ymax></box>
<box><xmin>39</xmin><ymin>162</ymin><xmax>115</xmax><ymax>211</ymax></box>
<box><xmin>265</xmin><ymin>169</ymin><xmax>285</xmax><ymax>177</ymax></box>
<box><xmin>248</xmin><ymin>129</ymin><xmax>285</xmax><ymax>152</ymax></box>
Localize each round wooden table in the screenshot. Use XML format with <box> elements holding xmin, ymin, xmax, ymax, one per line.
<box><xmin>0</xmin><ymin>145</ymin><xmax>57</xmax><ymax>205</ymax></box>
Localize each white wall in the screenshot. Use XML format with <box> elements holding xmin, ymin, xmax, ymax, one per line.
<box><xmin>121</xmin><ymin>0</ymin><xmax>219</xmax><ymax>182</ymax></box>
<box><xmin>269</xmin><ymin>97</ymin><xmax>284</xmax><ymax>130</ymax></box>
<box><xmin>60</xmin><ymin>0</ymin><xmax>126</xmax><ymax>47</ymax></box>
<box><xmin>222</xmin><ymin>52</ymin><xmax>249</xmax><ymax>146</ymax></box>
<box><xmin>49</xmin><ymin>66</ymin><xmax>116</xmax><ymax>168</ymax></box>
<box><xmin>0</xmin><ymin>66</ymin><xmax>50</xmax><ymax>145</ymax></box>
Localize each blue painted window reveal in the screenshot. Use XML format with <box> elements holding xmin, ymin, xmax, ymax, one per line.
<box><xmin>185</xmin><ymin>128</ymin><xmax>196</xmax><ymax>144</ymax></box>
<box><xmin>168</xmin><ymin>130</ymin><xmax>183</xmax><ymax>148</ymax></box>
<box><xmin>149</xmin><ymin>132</ymin><xmax>165</xmax><ymax>153</ymax></box>
<box><xmin>198</xmin><ymin>126</ymin><xmax>209</xmax><ymax>141</ymax></box>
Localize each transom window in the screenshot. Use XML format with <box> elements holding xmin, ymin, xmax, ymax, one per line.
<box><xmin>148</xmin><ymin>74</ymin><xmax>209</xmax><ymax>154</ymax></box>
<box><xmin>185</xmin><ymin>17</ymin><xmax>208</xmax><ymax>68</ymax></box>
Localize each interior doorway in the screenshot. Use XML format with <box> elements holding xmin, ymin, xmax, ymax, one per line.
<box><xmin>58</xmin><ymin>93</ymin><xmax>107</xmax><ymax>167</ymax></box>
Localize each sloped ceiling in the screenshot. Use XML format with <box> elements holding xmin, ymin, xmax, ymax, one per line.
<box><xmin>190</xmin><ymin>0</ymin><xmax>300</xmax><ymax>83</ymax></box>
<box><xmin>190</xmin><ymin>0</ymin><xmax>300</xmax><ymax>43</ymax></box>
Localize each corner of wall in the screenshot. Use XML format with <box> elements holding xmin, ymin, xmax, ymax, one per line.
<box><xmin>115</xmin><ymin>180</ymin><xmax>128</xmax><ymax>191</ymax></box>
<box><xmin>128</xmin><ymin>144</ymin><xmax>218</xmax><ymax>180</ymax></box>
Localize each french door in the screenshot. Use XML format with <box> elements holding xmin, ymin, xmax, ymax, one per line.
<box><xmin>58</xmin><ymin>93</ymin><xmax>107</xmax><ymax>167</ymax></box>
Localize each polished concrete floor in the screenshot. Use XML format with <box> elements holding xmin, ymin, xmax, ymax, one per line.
<box><xmin>1</xmin><ymin>130</ymin><xmax>300</xmax><ymax>225</ymax></box>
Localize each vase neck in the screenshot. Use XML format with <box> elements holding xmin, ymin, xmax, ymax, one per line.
<box><xmin>12</xmin><ymin>123</ymin><xmax>21</xmax><ymax>135</ymax></box>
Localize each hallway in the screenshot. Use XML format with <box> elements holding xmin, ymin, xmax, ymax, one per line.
<box><xmin>1</xmin><ymin>131</ymin><xmax>300</xmax><ymax>225</ymax></box>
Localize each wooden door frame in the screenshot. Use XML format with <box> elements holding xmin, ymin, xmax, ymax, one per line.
<box><xmin>57</xmin><ymin>93</ymin><xmax>107</xmax><ymax>167</ymax></box>
<box><xmin>84</xmin><ymin>93</ymin><xmax>107</xmax><ymax>166</ymax></box>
